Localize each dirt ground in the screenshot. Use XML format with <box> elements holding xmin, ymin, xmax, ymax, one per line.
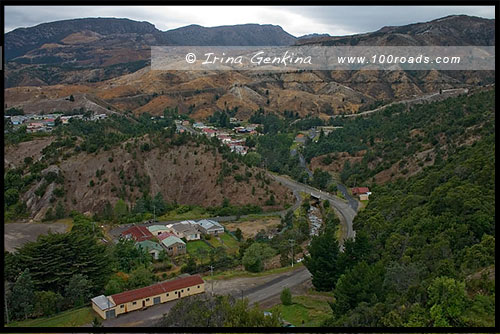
<box><xmin>4</xmin><ymin>137</ymin><xmax>55</xmax><ymax>169</ymax></box>
<box><xmin>221</xmin><ymin>217</ymin><xmax>281</xmax><ymax>239</ymax></box>
<box><xmin>4</xmin><ymin>222</ymin><xmax>71</xmax><ymax>252</ymax></box>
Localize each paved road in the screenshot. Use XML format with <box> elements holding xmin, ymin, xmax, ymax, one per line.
<box><xmin>298</xmin><ymin>152</ymin><xmax>313</xmax><ymax>178</ymax></box>
<box><xmin>219</xmin><ymin>266</ymin><xmax>312</xmax><ymax>306</ymax></box>
<box><xmin>269</xmin><ymin>173</ymin><xmax>357</xmax><ymax>244</ymax></box>
<box><xmin>337</xmin><ymin>183</ymin><xmax>358</xmax><ymax>212</ymax></box>
<box><xmin>296</xmin><ymin>151</ymin><xmax>358</xmax><ymax>212</ymax></box>
<box><xmin>333</xmin><ymin>88</ymin><xmax>468</xmax><ymax>119</ymax></box>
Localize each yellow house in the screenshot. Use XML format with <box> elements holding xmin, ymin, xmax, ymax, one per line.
<box><xmin>359</xmin><ymin>193</ymin><xmax>369</xmax><ymax>201</ymax></box>
<box><xmin>91</xmin><ymin>275</ymin><xmax>205</xmax><ymax>319</ymax></box>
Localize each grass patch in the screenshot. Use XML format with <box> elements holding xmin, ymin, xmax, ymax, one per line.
<box><xmin>203</xmin><ymin>262</ymin><xmax>304</xmax><ymax>281</ymax></box>
<box><xmin>219</xmin><ymin>232</ymin><xmax>239</xmax><ymax>249</ymax></box>
<box><xmin>158</xmin><ymin>207</ymin><xmax>210</xmax><ymax>221</ymax></box>
<box><xmin>335</xmin><ymin>224</ymin><xmax>342</xmax><ymax>242</ymax></box>
<box><xmin>306</xmin><ymin>288</ymin><xmax>335</xmax><ymax>299</ymax></box>
<box><xmin>358</xmin><ymin>200</ymin><xmax>369</xmax><ymax>211</ymax></box>
<box><xmin>290</xmin><ymin>142</ymin><xmax>301</xmax><ymax>150</ymax></box>
<box><xmin>237</xmin><ymin>214</ymin><xmax>279</xmax><ymax>221</ymax></box>
<box><xmin>186</xmin><ymin>240</ymin><xmax>212</xmax><ymax>255</ymax></box>
<box><xmin>207</xmin><ymin>236</ymin><xmax>223</xmax><ymax>248</ymax></box>
<box><xmin>336</xmin><ymin>190</ymin><xmax>345</xmax><ymax>200</ymax></box>
<box><xmin>7</xmin><ymin>306</ymin><xmax>95</xmax><ymax>327</ymax></box>
<box><xmin>269</xmin><ymin>295</ymin><xmax>332</xmax><ymax>327</ymax></box>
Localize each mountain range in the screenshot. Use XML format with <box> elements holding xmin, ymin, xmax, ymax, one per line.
<box><xmin>4</xmin><ymin>15</ymin><xmax>495</xmax><ymax>120</ymax></box>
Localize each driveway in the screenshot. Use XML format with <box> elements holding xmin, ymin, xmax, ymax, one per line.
<box><xmin>336</xmin><ymin>183</ymin><xmax>359</xmax><ymax>212</ymax></box>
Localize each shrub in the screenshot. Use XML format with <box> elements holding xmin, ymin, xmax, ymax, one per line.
<box><xmin>280</xmin><ymin>287</ymin><xmax>292</xmax><ymax>306</ymax></box>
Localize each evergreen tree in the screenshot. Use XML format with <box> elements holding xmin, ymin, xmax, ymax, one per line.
<box><xmin>15</xmin><ymin>231</ymin><xmax>111</xmax><ymax>294</ymax></box>
<box><xmin>152</xmin><ymin>192</ymin><xmax>167</xmax><ymax>216</ymax></box>
<box><xmin>303</xmin><ymin>226</ymin><xmax>340</xmax><ymax>291</ymax></box>
<box><xmin>113</xmin><ymin>199</ymin><xmax>128</xmax><ymax>221</ymax></box>
<box><xmin>65</xmin><ymin>274</ymin><xmax>93</xmax><ymax>307</ymax></box>
<box><xmin>34</xmin><ymin>291</ymin><xmax>63</xmax><ymax>317</ymax></box>
<box><xmin>9</xmin><ymin>269</ymin><xmax>35</xmax><ymax>320</ymax></box>
<box><xmin>55</xmin><ymin>201</ymin><xmax>65</xmax><ymax>219</ymax></box>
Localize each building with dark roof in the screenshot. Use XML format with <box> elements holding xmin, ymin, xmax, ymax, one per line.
<box><xmin>120</xmin><ymin>225</ymin><xmax>154</xmax><ymax>242</ymax></box>
<box><xmin>91</xmin><ymin>275</ymin><xmax>205</xmax><ymax>319</ymax></box>
<box><xmin>351</xmin><ymin>187</ymin><xmax>370</xmax><ymax>195</ymax></box>
<box><xmin>351</xmin><ymin>187</ymin><xmax>371</xmax><ymax>200</ymax></box>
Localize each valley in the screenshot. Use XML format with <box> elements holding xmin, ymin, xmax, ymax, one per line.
<box><xmin>3</xmin><ymin>9</ymin><xmax>495</xmax><ymax>329</ymax></box>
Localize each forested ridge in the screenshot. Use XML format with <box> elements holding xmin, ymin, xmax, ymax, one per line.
<box><xmin>305</xmin><ymin>89</ymin><xmax>495</xmax><ymax>186</ymax></box>
<box><xmin>309</xmin><ymin>132</ymin><xmax>495</xmax><ymax>326</ymax></box>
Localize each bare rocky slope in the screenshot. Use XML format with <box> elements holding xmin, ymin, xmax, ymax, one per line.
<box><xmin>4</xmin><ymin>15</ymin><xmax>495</xmax><ymax>120</ymax></box>
<box><xmin>5</xmin><ymin>136</ymin><xmax>294</xmax><ymax>221</ymax></box>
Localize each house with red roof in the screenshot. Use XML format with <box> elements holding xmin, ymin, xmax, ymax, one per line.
<box><xmin>202</xmin><ymin>128</ymin><xmax>217</xmax><ymax>137</ymax></box>
<box><xmin>351</xmin><ymin>187</ymin><xmax>371</xmax><ymax>200</ymax></box>
<box><xmin>157</xmin><ymin>232</ymin><xmax>176</xmax><ymax>241</ymax></box>
<box><xmin>120</xmin><ymin>225</ymin><xmax>154</xmax><ymax>242</ymax></box>
<box><xmin>91</xmin><ymin>275</ymin><xmax>205</xmax><ymax>319</ymax></box>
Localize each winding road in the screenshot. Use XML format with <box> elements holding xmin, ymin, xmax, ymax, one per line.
<box><xmin>333</xmin><ymin>88</ymin><xmax>469</xmax><ymax>118</ymax></box>
<box><xmin>269</xmin><ymin>173</ymin><xmax>357</xmax><ymax>244</ymax></box>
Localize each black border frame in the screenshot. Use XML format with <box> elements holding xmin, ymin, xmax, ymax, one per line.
<box><xmin>1</xmin><ymin>0</ymin><xmax>497</xmax><ymax>333</ymax></box>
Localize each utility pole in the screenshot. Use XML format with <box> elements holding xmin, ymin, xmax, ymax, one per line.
<box><xmin>209</xmin><ymin>265</ymin><xmax>214</xmax><ymax>296</ymax></box>
<box><xmin>153</xmin><ymin>203</ymin><xmax>156</xmax><ymax>222</ymax></box>
<box><xmin>288</xmin><ymin>239</ymin><xmax>295</xmax><ymax>267</ymax></box>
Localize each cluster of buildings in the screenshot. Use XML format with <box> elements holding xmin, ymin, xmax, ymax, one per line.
<box><xmin>5</xmin><ymin>112</ymin><xmax>108</xmax><ymax>133</ymax></box>
<box><xmin>190</xmin><ymin>122</ymin><xmax>259</xmax><ymax>155</ymax></box>
<box><xmin>92</xmin><ymin>274</ymin><xmax>205</xmax><ymax>319</ymax></box>
<box><xmin>120</xmin><ymin>219</ymin><xmax>225</xmax><ymax>259</ymax></box>
<box><xmin>351</xmin><ymin>187</ymin><xmax>371</xmax><ymax>201</ymax></box>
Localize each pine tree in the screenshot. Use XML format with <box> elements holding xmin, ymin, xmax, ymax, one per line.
<box><xmin>65</xmin><ymin>274</ymin><xmax>93</xmax><ymax>307</ymax></box>
<box><xmin>303</xmin><ymin>226</ymin><xmax>341</xmax><ymax>291</ymax></box>
<box><xmin>9</xmin><ymin>269</ymin><xmax>35</xmax><ymax>320</ymax></box>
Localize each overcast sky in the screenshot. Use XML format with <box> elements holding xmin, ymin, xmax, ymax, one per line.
<box><xmin>4</xmin><ymin>6</ymin><xmax>495</xmax><ymax>36</ymax></box>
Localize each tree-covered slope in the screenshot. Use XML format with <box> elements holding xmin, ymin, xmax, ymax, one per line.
<box><xmin>306</xmin><ymin>88</ymin><xmax>495</xmax><ymax>186</ymax></box>
<box><xmin>321</xmin><ymin>132</ymin><xmax>495</xmax><ymax>326</ymax></box>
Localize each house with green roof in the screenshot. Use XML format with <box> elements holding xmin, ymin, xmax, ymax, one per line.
<box><xmin>161</xmin><ymin>236</ymin><xmax>186</xmax><ymax>256</ymax></box>
<box><xmin>136</xmin><ymin>240</ymin><xmax>164</xmax><ymax>260</ymax></box>
<box><xmin>147</xmin><ymin>225</ymin><xmax>171</xmax><ymax>236</ymax></box>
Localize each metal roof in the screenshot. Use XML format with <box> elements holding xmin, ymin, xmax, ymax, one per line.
<box><xmin>161</xmin><ymin>235</ymin><xmax>185</xmax><ymax>248</ymax></box>
<box><xmin>196</xmin><ymin>219</ymin><xmax>223</xmax><ymax>230</ymax></box>
<box><xmin>147</xmin><ymin>225</ymin><xmax>169</xmax><ymax>233</ymax></box>
<box><xmin>157</xmin><ymin>232</ymin><xmax>176</xmax><ymax>241</ymax></box>
<box><xmin>120</xmin><ymin>225</ymin><xmax>154</xmax><ymax>242</ymax></box>
<box><xmin>110</xmin><ymin>275</ymin><xmax>204</xmax><ymax>305</ymax></box>
<box><xmin>135</xmin><ymin>240</ymin><xmax>163</xmax><ymax>252</ymax></box>
<box><xmin>91</xmin><ymin>295</ymin><xmax>115</xmax><ymax>310</ymax></box>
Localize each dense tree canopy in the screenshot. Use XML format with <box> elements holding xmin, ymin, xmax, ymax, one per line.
<box><xmin>321</xmin><ymin>132</ymin><xmax>495</xmax><ymax>327</ymax></box>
